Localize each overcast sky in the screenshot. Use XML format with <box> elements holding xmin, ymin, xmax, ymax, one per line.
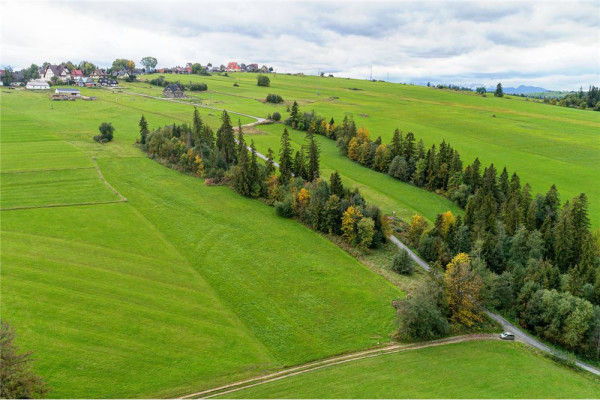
<box><xmin>1</xmin><ymin>0</ymin><xmax>598</xmax><ymax>90</ymax></box>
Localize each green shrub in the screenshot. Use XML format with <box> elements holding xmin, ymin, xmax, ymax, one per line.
<box><xmin>272</xmin><ymin>112</ymin><xmax>281</xmax><ymax>121</ymax></box>
<box><xmin>391</xmin><ymin>249</ymin><xmax>414</xmax><ymax>275</ymax></box>
<box><xmin>266</xmin><ymin>93</ymin><xmax>283</xmax><ymax>103</ymax></box>
<box><xmin>94</xmin><ymin>122</ymin><xmax>115</xmax><ymax>143</ymax></box>
<box><xmin>257</xmin><ymin>75</ymin><xmax>270</xmax><ymax>87</ymax></box>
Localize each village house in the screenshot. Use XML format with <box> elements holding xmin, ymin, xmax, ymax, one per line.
<box><xmin>71</xmin><ymin>69</ymin><xmax>84</xmax><ymax>79</ymax></box>
<box><xmin>26</xmin><ymin>80</ymin><xmax>50</xmax><ymax>90</ymax></box>
<box><xmin>98</xmin><ymin>77</ymin><xmax>118</xmax><ymax>87</ymax></box>
<box><xmin>90</xmin><ymin>69</ymin><xmax>108</xmax><ymax>79</ymax></box>
<box><xmin>227</xmin><ymin>61</ymin><xmax>241</xmax><ymax>72</ymax></box>
<box><xmin>74</xmin><ymin>77</ymin><xmax>96</xmax><ymax>87</ymax></box>
<box><xmin>247</xmin><ymin>63</ymin><xmax>259</xmax><ymax>72</ymax></box>
<box><xmin>41</xmin><ymin>65</ymin><xmax>70</xmax><ymax>82</ymax></box>
<box><xmin>163</xmin><ymin>83</ymin><xmax>185</xmax><ymax>98</ymax></box>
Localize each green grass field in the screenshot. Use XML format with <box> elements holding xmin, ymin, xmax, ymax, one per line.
<box><xmin>220</xmin><ymin>341</ymin><xmax>600</xmax><ymax>399</ymax></box>
<box><xmin>1</xmin><ymin>89</ymin><xmax>402</xmax><ymax>398</ymax></box>
<box><xmin>133</xmin><ymin>73</ymin><xmax>600</xmax><ymax>226</ymax></box>
<box><xmin>2</xmin><ymin>81</ymin><xmax>597</xmax><ymax>398</ymax></box>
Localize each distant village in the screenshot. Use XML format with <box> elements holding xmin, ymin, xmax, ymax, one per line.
<box><xmin>0</xmin><ymin>60</ymin><xmax>275</xmax><ymax>92</ymax></box>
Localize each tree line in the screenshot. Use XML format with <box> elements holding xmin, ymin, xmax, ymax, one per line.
<box><xmin>283</xmin><ymin>101</ymin><xmax>600</xmax><ymax>360</ymax></box>
<box><xmin>148</xmin><ymin>76</ymin><xmax>208</xmax><ymax>91</ymax></box>
<box><xmin>139</xmin><ymin>109</ymin><xmax>389</xmax><ymax>251</ymax></box>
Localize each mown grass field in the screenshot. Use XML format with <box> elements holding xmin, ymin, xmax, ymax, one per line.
<box><xmin>220</xmin><ymin>341</ymin><xmax>600</xmax><ymax>399</ymax></box>
<box><xmin>1</xmin><ymin>89</ymin><xmax>403</xmax><ymax>397</ymax></box>
<box><xmin>2</xmin><ymin>83</ymin><xmax>597</xmax><ymax>398</ymax></box>
<box><xmin>133</xmin><ymin>73</ymin><xmax>600</xmax><ymax>226</ymax></box>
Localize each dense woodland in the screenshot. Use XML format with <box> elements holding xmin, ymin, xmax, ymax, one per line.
<box><xmin>140</xmin><ymin>103</ymin><xmax>600</xmax><ymax>362</ymax></box>
<box><xmin>284</xmin><ymin>102</ymin><xmax>600</xmax><ymax>360</ymax></box>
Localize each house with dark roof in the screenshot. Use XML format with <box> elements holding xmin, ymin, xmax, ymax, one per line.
<box><xmin>90</xmin><ymin>69</ymin><xmax>108</xmax><ymax>79</ymax></box>
<box><xmin>41</xmin><ymin>65</ymin><xmax>70</xmax><ymax>82</ymax></box>
<box><xmin>98</xmin><ymin>77</ymin><xmax>118</xmax><ymax>87</ymax></box>
<box><xmin>55</xmin><ymin>88</ymin><xmax>80</xmax><ymax>97</ymax></box>
<box><xmin>163</xmin><ymin>83</ymin><xmax>185</xmax><ymax>98</ymax></box>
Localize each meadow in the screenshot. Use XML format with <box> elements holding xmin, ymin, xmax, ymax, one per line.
<box><xmin>1</xmin><ymin>89</ymin><xmax>401</xmax><ymax>397</ymax></box>
<box><xmin>220</xmin><ymin>341</ymin><xmax>600</xmax><ymax>399</ymax></box>
<box><xmin>133</xmin><ymin>73</ymin><xmax>600</xmax><ymax>226</ymax></box>
<box><xmin>1</xmin><ymin>83</ymin><xmax>597</xmax><ymax>398</ymax></box>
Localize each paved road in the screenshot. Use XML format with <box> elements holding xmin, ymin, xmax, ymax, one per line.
<box><xmin>390</xmin><ymin>234</ymin><xmax>600</xmax><ymax>376</ymax></box>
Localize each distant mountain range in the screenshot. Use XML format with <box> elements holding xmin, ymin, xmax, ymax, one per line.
<box><xmin>486</xmin><ymin>85</ymin><xmax>549</xmax><ymax>94</ymax></box>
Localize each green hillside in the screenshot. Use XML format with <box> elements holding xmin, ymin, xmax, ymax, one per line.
<box><xmin>1</xmin><ymin>89</ymin><xmax>401</xmax><ymax>398</ymax></box>
<box><xmin>132</xmin><ymin>73</ymin><xmax>600</xmax><ymax>226</ymax></box>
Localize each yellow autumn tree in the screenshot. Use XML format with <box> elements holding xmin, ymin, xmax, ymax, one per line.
<box><xmin>320</xmin><ymin>119</ymin><xmax>330</xmax><ymax>137</ymax></box>
<box><xmin>341</xmin><ymin>205</ymin><xmax>363</xmax><ymax>245</ymax></box>
<box><xmin>444</xmin><ymin>253</ymin><xmax>483</xmax><ymax>327</ymax></box>
<box><xmin>356</xmin><ymin>127</ymin><xmax>370</xmax><ymax>143</ymax></box>
<box><xmin>348</xmin><ymin>137</ymin><xmax>360</xmax><ymax>160</ymax></box>
<box><xmin>358</xmin><ymin>141</ymin><xmax>371</xmax><ymax>165</ymax></box>
<box><xmin>408</xmin><ymin>214</ymin><xmax>428</xmax><ymax>246</ymax></box>
<box><xmin>193</xmin><ymin>154</ymin><xmax>204</xmax><ymax>176</ymax></box>
<box><xmin>440</xmin><ymin>211</ymin><xmax>456</xmax><ymax>238</ymax></box>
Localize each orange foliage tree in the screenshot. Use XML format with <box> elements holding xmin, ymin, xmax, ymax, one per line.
<box><xmin>444</xmin><ymin>253</ymin><xmax>483</xmax><ymax>327</ymax></box>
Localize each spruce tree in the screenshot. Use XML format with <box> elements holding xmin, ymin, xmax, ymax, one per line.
<box><xmin>306</xmin><ymin>131</ymin><xmax>320</xmax><ymax>180</ymax></box>
<box><xmin>404</xmin><ymin>131</ymin><xmax>415</xmax><ymax>161</ymax></box>
<box><xmin>234</xmin><ymin>130</ymin><xmax>251</xmax><ymax>196</ymax></box>
<box><xmin>265</xmin><ymin>147</ymin><xmax>276</xmax><ymax>177</ymax></box>
<box><xmin>544</xmin><ymin>184</ymin><xmax>560</xmax><ymax>222</ymax></box>
<box><xmin>249</xmin><ymin>140</ymin><xmax>261</xmax><ymax>197</ymax></box>
<box><xmin>138</xmin><ymin>115</ymin><xmax>149</xmax><ymax>145</ymax></box>
<box><xmin>571</xmin><ymin>193</ymin><xmax>590</xmax><ymax>261</ymax></box>
<box><xmin>216</xmin><ymin>110</ymin><xmax>236</xmax><ymax>165</ymax></box>
<box><xmin>391</xmin><ymin>129</ymin><xmax>403</xmax><ymax>158</ymax></box>
<box><xmin>330</xmin><ymin>171</ymin><xmax>344</xmax><ymax>198</ymax></box>
<box><xmin>290</xmin><ymin>101</ymin><xmax>300</xmax><ymax>128</ymax></box>
<box><xmin>495</xmin><ymin>83</ymin><xmax>504</xmax><ymax>97</ymax></box>
<box><xmin>554</xmin><ymin>201</ymin><xmax>575</xmax><ymax>272</ymax></box>
<box><xmin>278</xmin><ymin>128</ymin><xmax>293</xmax><ymax>183</ymax></box>
<box><xmin>192</xmin><ymin>107</ymin><xmax>203</xmax><ymax>146</ymax></box>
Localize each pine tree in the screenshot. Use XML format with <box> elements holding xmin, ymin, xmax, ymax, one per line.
<box><xmin>330</xmin><ymin>171</ymin><xmax>344</xmax><ymax>198</ymax></box>
<box><xmin>293</xmin><ymin>149</ymin><xmax>307</xmax><ymax>180</ymax></box>
<box><xmin>306</xmin><ymin>131</ymin><xmax>320</xmax><ymax>180</ymax></box>
<box><xmin>391</xmin><ymin>129</ymin><xmax>403</xmax><ymax>158</ymax></box>
<box><xmin>249</xmin><ymin>140</ymin><xmax>261</xmax><ymax>197</ymax></box>
<box><xmin>201</xmin><ymin>125</ymin><xmax>215</xmax><ymax>148</ymax></box>
<box><xmin>216</xmin><ymin>110</ymin><xmax>236</xmax><ymax>165</ymax></box>
<box><xmin>404</xmin><ymin>131</ymin><xmax>415</xmax><ymax>161</ymax></box>
<box><xmin>290</xmin><ymin>101</ymin><xmax>300</xmax><ymax>128</ymax></box>
<box><xmin>139</xmin><ymin>115</ymin><xmax>149</xmax><ymax>145</ymax></box>
<box><xmin>192</xmin><ymin>107</ymin><xmax>203</xmax><ymax>146</ymax></box>
<box><xmin>278</xmin><ymin>128</ymin><xmax>293</xmax><ymax>183</ymax></box>
<box><xmin>265</xmin><ymin>148</ymin><xmax>276</xmax><ymax>177</ymax></box>
<box><xmin>495</xmin><ymin>83</ymin><xmax>504</xmax><ymax>97</ymax></box>
<box><xmin>234</xmin><ymin>127</ymin><xmax>251</xmax><ymax>196</ymax></box>
<box><xmin>324</xmin><ymin>194</ymin><xmax>342</xmax><ymax>234</ymax></box>
<box><xmin>554</xmin><ymin>201</ymin><xmax>575</xmax><ymax>272</ymax></box>
<box><xmin>544</xmin><ymin>184</ymin><xmax>560</xmax><ymax>222</ymax></box>
<box><xmin>571</xmin><ymin>193</ymin><xmax>590</xmax><ymax>263</ymax></box>
<box><xmin>236</xmin><ymin>121</ymin><xmax>246</xmax><ymax>160</ymax></box>
<box><xmin>498</xmin><ymin>167</ymin><xmax>509</xmax><ymax>204</ymax></box>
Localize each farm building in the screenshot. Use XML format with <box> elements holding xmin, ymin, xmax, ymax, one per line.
<box><xmin>26</xmin><ymin>80</ymin><xmax>50</xmax><ymax>90</ymax></box>
<box><xmin>163</xmin><ymin>84</ymin><xmax>185</xmax><ymax>98</ymax></box>
<box><xmin>55</xmin><ymin>88</ymin><xmax>80</xmax><ymax>97</ymax></box>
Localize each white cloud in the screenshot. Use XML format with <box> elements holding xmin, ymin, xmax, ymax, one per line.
<box><xmin>1</xmin><ymin>0</ymin><xmax>598</xmax><ymax>90</ymax></box>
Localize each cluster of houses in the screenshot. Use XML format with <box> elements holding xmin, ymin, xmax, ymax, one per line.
<box><xmin>155</xmin><ymin>62</ymin><xmax>273</xmax><ymax>74</ymax></box>
<box><xmin>3</xmin><ymin>61</ymin><xmax>275</xmax><ymax>91</ymax></box>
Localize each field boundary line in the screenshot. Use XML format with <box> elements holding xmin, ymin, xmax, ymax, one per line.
<box><xmin>179</xmin><ymin>334</ymin><xmax>497</xmax><ymax>399</ymax></box>
<box><xmin>0</xmin><ymin>166</ymin><xmax>96</xmax><ymax>174</ymax></box>
<box><xmin>93</xmin><ymin>158</ymin><xmax>127</xmax><ymax>201</ymax></box>
<box><xmin>0</xmin><ymin>199</ymin><xmax>127</xmax><ymax>211</ymax></box>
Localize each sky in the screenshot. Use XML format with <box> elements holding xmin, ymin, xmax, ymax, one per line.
<box><xmin>1</xmin><ymin>0</ymin><xmax>598</xmax><ymax>90</ymax></box>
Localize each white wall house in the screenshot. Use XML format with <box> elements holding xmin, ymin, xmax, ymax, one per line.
<box><xmin>26</xmin><ymin>80</ymin><xmax>50</xmax><ymax>90</ymax></box>
<box><xmin>41</xmin><ymin>65</ymin><xmax>70</xmax><ymax>82</ymax></box>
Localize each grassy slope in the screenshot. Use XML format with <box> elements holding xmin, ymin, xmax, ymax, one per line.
<box><xmin>135</xmin><ymin>73</ymin><xmax>600</xmax><ymax>226</ymax></box>
<box><xmin>222</xmin><ymin>341</ymin><xmax>600</xmax><ymax>399</ymax></box>
<box><xmin>1</xmin><ymin>90</ymin><xmax>401</xmax><ymax>398</ymax></box>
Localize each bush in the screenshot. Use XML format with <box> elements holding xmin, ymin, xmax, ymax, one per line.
<box><xmin>257</xmin><ymin>75</ymin><xmax>270</xmax><ymax>87</ymax></box>
<box><xmin>396</xmin><ymin>279</ymin><xmax>449</xmax><ymax>341</ymax></box>
<box><xmin>266</xmin><ymin>93</ymin><xmax>283</xmax><ymax>103</ymax></box>
<box><xmin>392</xmin><ymin>249</ymin><xmax>414</xmax><ymax>275</ymax></box>
<box><xmin>271</xmin><ymin>111</ymin><xmax>281</xmax><ymax>121</ymax></box>
<box><xmin>275</xmin><ymin>199</ymin><xmax>294</xmax><ymax>217</ymax></box>
<box><xmin>188</xmin><ymin>83</ymin><xmax>208</xmax><ymax>91</ymax></box>
<box><xmin>94</xmin><ymin>122</ymin><xmax>115</xmax><ymax>143</ymax></box>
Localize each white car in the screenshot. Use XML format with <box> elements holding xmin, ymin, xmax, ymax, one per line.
<box><xmin>500</xmin><ymin>332</ymin><xmax>515</xmax><ymax>340</ymax></box>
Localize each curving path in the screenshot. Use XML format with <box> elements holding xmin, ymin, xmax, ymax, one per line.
<box><xmin>390</xmin><ymin>234</ymin><xmax>600</xmax><ymax>376</ymax></box>
<box><xmin>179</xmin><ymin>334</ymin><xmax>498</xmax><ymax>399</ymax></box>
